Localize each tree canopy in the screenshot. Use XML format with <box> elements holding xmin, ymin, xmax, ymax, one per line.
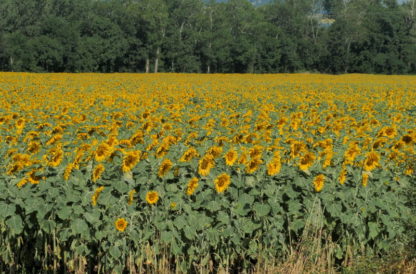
<box><xmin>0</xmin><ymin>0</ymin><xmax>415</xmax><ymax>74</ymax></box>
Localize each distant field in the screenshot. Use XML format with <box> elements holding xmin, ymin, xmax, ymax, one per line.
<box><xmin>0</xmin><ymin>73</ymin><xmax>415</xmax><ymax>273</ymax></box>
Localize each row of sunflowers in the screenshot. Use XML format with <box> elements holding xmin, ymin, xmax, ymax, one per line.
<box><xmin>0</xmin><ymin>73</ymin><xmax>415</xmax><ymax>272</ymax></box>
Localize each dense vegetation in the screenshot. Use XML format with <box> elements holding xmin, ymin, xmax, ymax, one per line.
<box><xmin>0</xmin><ymin>73</ymin><xmax>415</xmax><ymax>272</ymax></box>
<box><xmin>0</xmin><ymin>0</ymin><xmax>415</xmax><ymax>74</ymax></box>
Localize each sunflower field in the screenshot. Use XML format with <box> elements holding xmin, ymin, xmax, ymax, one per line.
<box><xmin>0</xmin><ymin>73</ymin><xmax>415</xmax><ymax>272</ymax></box>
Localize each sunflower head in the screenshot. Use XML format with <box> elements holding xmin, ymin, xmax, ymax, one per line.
<box><xmin>225</xmin><ymin>149</ymin><xmax>238</xmax><ymax>166</ymax></box>
<box><xmin>362</xmin><ymin>173</ymin><xmax>369</xmax><ymax>187</ymax></box>
<box><xmin>146</xmin><ymin>191</ymin><xmax>159</xmax><ymax>205</ymax></box>
<box><xmin>128</xmin><ymin>189</ymin><xmax>137</xmax><ymax>205</ymax></box>
<box><xmin>214</xmin><ymin>173</ymin><xmax>231</xmax><ymax>193</ymax></box>
<box><xmin>363</xmin><ymin>151</ymin><xmax>380</xmax><ymax>171</ymax></box>
<box><xmin>95</xmin><ymin>143</ymin><xmax>112</xmax><ymax>162</ymax></box>
<box><xmin>186</xmin><ymin>178</ymin><xmax>199</xmax><ymax>196</ymax></box>
<box><xmin>180</xmin><ymin>147</ymin><xmax>198</xmax><ymax>162</ymax></box>
<box><xmin>313</xmin><ymin>174</ymin><xmax>325</xmax><ymax>192</ymax></box>
<box><xmin>246</xmin><ymin>157</ymin><xmax>263</xmax><ymax>174</ymax></box>
<box><xmin>122</xmin><ymin>151</ymin><xmax>141</xmax><ymax>173</ymax></box>
<box><xmin>115</xmin><ymin>218</ymin><xmax>128</xmax><ymax>232</ymax></box>
<box><xmin>92</xmin><ymin>164</ymin><xmax>105</xmax><ymax>182</ymax></box>
<box><xmin>267</xmin><ymin>153</ymin><xmax>281</xmax><ymax>176</ymax></box>
<box><xmin>91</xmin><ymin>186</ymin><xmax>105</xmax><ymax>206</ymax></box>
<box><xmin>198</xmin><ymin>155</ymin><xmax>214</xmax><ymax>176</ymax></box>
<box><xmin>401</xmin><ymin>135</ymin><xmax>413</xmax><ymax>145</ymax></box>
<box><xmin>299</xmin><ymin>152</ymin><xmax>315</xmax><ymax>171</ymax></box>
<box><xmin>339</xmin><ymin>168</ymin><xmax>347</xmax><ymax>185</ymax></box>
<box><xmin>158</xmin><ymin>158</ymin><xmax>173</xmax><ymax>178</ymax></box>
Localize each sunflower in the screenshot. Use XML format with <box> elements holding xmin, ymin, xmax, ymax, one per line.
<box><xmin>158</xmin><ymin>158</ymin><xmax>173</xmax><ymax>178</ymax></box>
<box><xmin>224</xmin><ymin>148</ymin><xmax>238</xmax><ymax>166</ymax></box>
<box><xmin>362</xmin><ymin>173</ymin><xmax>369</xmax><ymax>187</ymax></box>
<box><xmin>207</xmin><ymin>146</ymin><xmax>223</xmax><ymax>158</ymax></box>
<box><xmin>47</xmin><ymin>147</ymin><xmax>64</xmax><ymax>167</ymax></box>
<box><xmin>186</xmin><ymin>177</ymin><xmax>199</xmax><ymax>196</ymax></box>
<box><xmin>46</xmin><ymin>134</ymin><xmax>63</xmax><ymax>146</ymax></box>
<box><xmin>198</xmin><ymin>155</ymin><xmax>214</xmax><ymax>176</ymax></box>
<box><xmin>180</xmin><ymin>147</ymin><xmax>198</xmax><ymax>162</ymax></box>
<box><xmin>7</xmin><ymin>162</ymin><xmax>24</xmax><ymax>175</ymax></box>
<box><xmin>115</xmin><ymin>218</ymin><xmax>128</xmax><ymax>232</ymax></box>
<box><xmin>383</xmin><ymin>126</ymin><xmax>397</xmax><ymax>138</ymax></box>
<box><xmin>249</xmin><ymin>145</ymin><xmax>263</xmax><ymax>158</ymax></box>
<box><xmin>372</xmin><ymin>138</ymin><xmax>387</xmax><ymax>150</ymax></box>
<box><xmin>146</xmin><ymin>191</ymin><xmax>159</xmax><ymax>205</ymax></box>
<box><xmin>129</xmin><ymin>131</ymin><xmax>144</xmax><ymax>145</ymax></box>
<box><xmin>27</xmin><ymin>141</ymin><xmax>41</xmax><ymax>154</ymax></box>
<box><xmin>27</xmin><ymin>169</ymin><xmax>42</xmax><ymax>184</ymax></box>
<box><xmin>155</xmin><ymin>143</ymin><xmax>169</xmax><ymax>158</ymax></box>
<box><xmin>322</xmin><ymin>149</ymin><xmax>333</xmax><ymax>169</ymax></box>
<box><xmin>363</xmin><ymin>151</ymin><xmax>380</xmax><ymax>172</ymax></box>
<box><xmin>339</xmin><ymin>167</ymin><xmax>347</xmax><ymax>185</ymax></box>
<box><xmin>344</xmin><ymin>143</ymin><xmax>360</xmax><ymax>165</ymax></box>
<box><xmin>15</xmin><ymin>118</ymin><xmax>25</xmax><ymax>130</ymax></box>
<box><xmin>313</xmin><ymin>174</ymin><xmax>325</xmax><ymax>192</ymax></box>
<box><xmin>64</xmin><ymin>163</ymin><xmax>75</xmax><ymax>181</ymax></box>
<box><xmin>91</xmin><ymin>186</ymin><xmax>105</xmax><ymax>206</ymax></box>
<box><xmin>214</xmin><ymin>173</ymin><xmax>231</xmax><ymax>193</ymax></box>
<box><xmin>128</xmin><ymin>189</ymin><xmax>136</xmax><ymax>205</ymax></box>
<box><xmin>290</xmin><ymin>141</ymin><xmax>305</xmax><ymax>158</ymax></box>
<box><xmin>246</xmin><ymin>157</ymin><xmax>263</xmax><ymax>174</ymax></box>
<box><xmin>299</xmin><ymin>152</ymin><xmax>315</xmax><ymax>171</ymax></box>
<box><xmin>92</xmin><ymin>164</ymin><xmax>105</xmax><ymax>182</ymax></box>
<box><xmin>267</xmin><ymin>151</ymin><xmax>281</xmax><ymax>176</ymax></box>
<box><xmin>122</xmin><ymin>151</ymin><xmax>141</xmax><ymax>173</ymax></box>
<box><xmin>16</xmin><ymin>178</ymin><xmax>28</xmax><ymax>188</ymax></box>
<box><xmin>401</xmin><ymin>134</ymin><xmax>413</xmax><ymax>145</ymax></box>
<box><xmin>95</xmin><ymin>143</ymin><xmax>112</xmax><ymax>162</ymax></box>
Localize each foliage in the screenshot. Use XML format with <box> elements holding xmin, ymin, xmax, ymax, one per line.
<box><xmin>0</xmin><ymin>73</ymin><xmax>415</xmax><ymax>272</ymax></box>
<box><xmin>0</xmin><ymin>0</ymin><xmax>415</xmax><ymax>73</ymax></box>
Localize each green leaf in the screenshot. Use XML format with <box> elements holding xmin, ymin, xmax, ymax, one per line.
<box><xmin>71</xmin><ymin>219</ymin><xmax>90</xmax><ymax>237</ymax></box>
<box><xmin>253</xmin><ymin>203</ymin><xmax>271</xmax><ymax>217</ymax></box>
<box><xmin>57</xmin><ymin>207</ymin><xmax>72</xmax><ymax>220</ymax></box>
<box><xmin>6</xmin><ymin>215</ymin><xmax>23</xmax><ymax>234</ymax></box>
<box><xmin>368</xmin><ymin>222</ymin><xmax>379</xmax><ymax>239</ymax></box>
<box><xmin>0</xmin><ymin>203</ymin><xmax>15</xmax><ymax>218</ymax></box>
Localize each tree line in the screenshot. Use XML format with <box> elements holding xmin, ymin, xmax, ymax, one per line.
<box><xmin>0</xmin><ymin>0</ymin><xmax>415</xmax><ymax>74</ymax></box>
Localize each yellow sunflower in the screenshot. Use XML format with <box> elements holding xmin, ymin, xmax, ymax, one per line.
<box><xmin>64</xmin><ymin>163</ymin><xmax>75</xmax><ymax>181</ymax></box>
<box><xmin>158</xmin><ymin>158</ymin><xmax>173</xmax><ymax>178</ymax></box>
<box><xmin>214</xmin><ymin>173</ymin><xmax>231</xmax><ymax>193</ymax></box>
<box><xmin>27</xmin><ymin>141</ymin><xmax>41</xmax><ymax>154</ymax></box>
<box><xmin>363</xmin><ymin>151</ymin><xmax>380</xmax><ymax>172</ymax></box>
<box><xmin>16</xmin><ymin>178</ymin><xmax>28</xmax><ymax>188</ymax></box>
<box><xmin>115</xmin><ymin>218</ymin><xmax>128</xmax><ymax>232</ymax></box>
<box><xmin>224</xmin><ymin>148</ymin><xmax>238</xmax><ymax>166</ymax></box>
<box><xmin>180</xmin><ymin>147</ymin><xmax>198</xmax><ymax>162</ymax></box>
<box><xmin>91</xmin><ymin>186</ymin><xmax>105</xmax><ymax>206</ymax></box>
<box><xmin>92</xmin><ymin>164</ymin><xmax>105</xmax><ymax>182</ymax></box>
<box><xmin>313</xmin><ymin>174</ymin><xmax>325</xmax><ymax>192</ymax></box>
<box><xmin>339</xmin><ymin>168</ymin><xmax>347</xmax><ymax>185</ymax></box>
<box><xmin>186</xmin><ymin>178</ymin><xmax>199</xmax><ymax>196</ymax></box>
<box><xmin>146</xmin><ymin>191</ymin><xmax>159</xmax><ymax>205</ymax></box>
<box><xmin>267</xmin><ymin>151</ymin><xmax>281</xmax><ymax>176</ymax></box>
<box><xmin>121</xmin><ymin>151</ymin><xmax>141</xmax><ymax>173</ymax></box>
<box><xmin>299</xmin><ymin>152</ymin><xmax>315</xmax><ymax>171</ymax></box>
<box><xmin>27</xmin><ymin>169</ymin><xmax>43</xmax><ymax>184</ymax></box>
<box><xmin>128</xmin><ymin>189</ymin><xmax>136</xmax><ymax>205</ymax></box>
<box><xmin>95</xmin><ymin>143</ymin><xmax>112</xmax><ymax>162</ymax></box>
<box><xmin>207</xmin><ymin>146</ymin><xmax>223</xmax><ymax>158</ymax></box>
<box><xmin>198</xmin><ymin>155</ymin><xmax>214</xmax><ymax>176</ymax></box>
<box><xmin>246</xmin><ymin>157</ymin><xmax>263</xmax><ymax>174</ymax></box>
<box><xmin>401</xmin><ymin>134</ymin><xmax>413</xmax><ymax>145</ymax></box>
<box><xmin>47</xmin><ymin>147</ymin><xmax>64</xmax><ymax>167</ymax></box>
<box><xmin>362</xmin><ymin>173</ymin><xmax>369</xmax><ymax>187</ymax></box>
